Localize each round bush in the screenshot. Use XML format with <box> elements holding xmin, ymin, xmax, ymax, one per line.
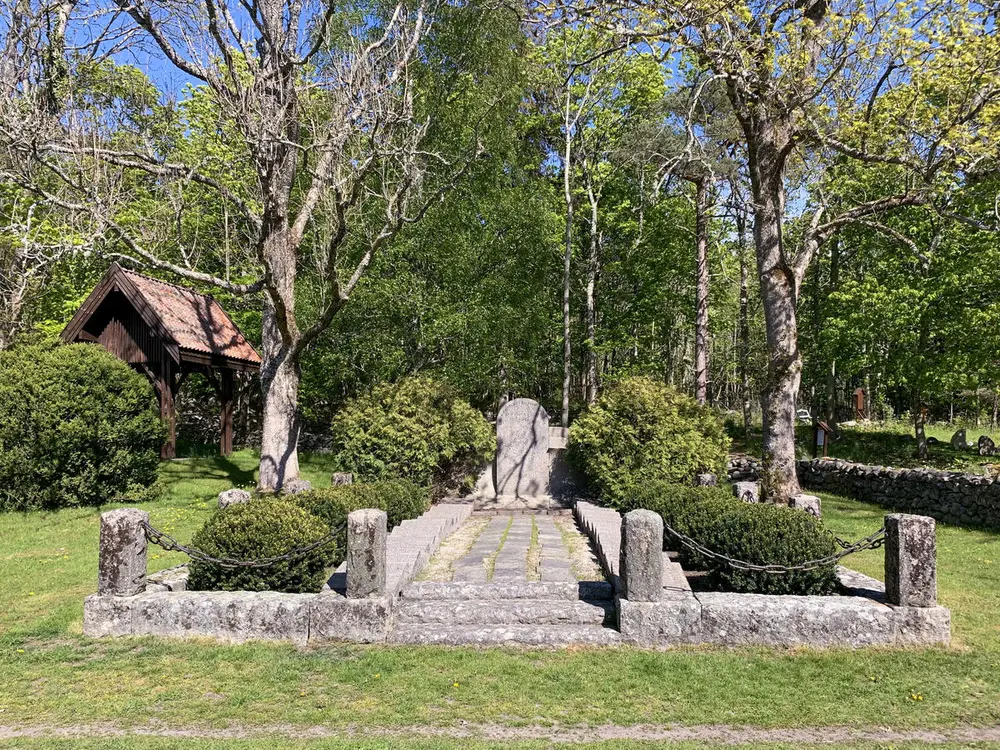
<box><xmin>293</xmin><ymin>479</ymin><xmax>430</xmax><ymax>535</ymax></box>
<box><xmin>0</xmin><ymin>344</ymin><xmax>163</xmax><ymax>511</ymax></box>
<box><xmin>187</xmin><ymin>498</ymin><xmax>334</xmax><ymax>593</ymax></box>
<box><xmin>625</xmin><ymin>481</ymin><xmax>838</xmax><ymax>595</ymax></box>
<box><xmin>329</xmin><ymin>376</ymin><xmax>494</xmax><ymax>495</ymax></box>
<box><xmin>569</xmin><ymin>377</ymin><xmax>730</xmax><ymax>507</ymax></box>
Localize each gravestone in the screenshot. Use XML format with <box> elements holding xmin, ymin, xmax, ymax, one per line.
<box><xmin>494</xmin><ymin>397</ymin><xmax>550</xmax><ymax>498</ymax></box>
<box><xmin>331</xmin><ymin>472</ymin><xmax>354</xmax><ymax>487</ymax></box>
<box><xmin>950</xmin><ymin>429</ymin><xmax>967</xmax><ymax>450</ymax></box>
<box><xmin>978</xmin><ymin>435</ymin><xmax>997</xmax><ymax>456</ymax></box>
<box><xmin>733</xmin><ymin>481</ymin><xmax>760</xmax><ymax>504</ymax></box>
<box><xmin>695</xmin><ymin>473</ymin><xmax>718</xmax><ymax>487</ymax></box>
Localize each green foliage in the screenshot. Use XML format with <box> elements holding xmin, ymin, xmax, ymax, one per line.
<box><xmin>569</xmin><ymin>377</ymin><xmax>730</xmax><ymax>506</ymax></box>
<box><xmin>0</xmin><ymin>344</ymin><xmax>163</xmax><ymax>511</ymax></box>
<box><xmin>624</xmin><ymin>480</ymin><xmax>838</xmax><ymax>595</ymax></box>
<box><xmin>292</xmin><ymin>479</ymin><xmax>430</xmax><ymax>535</ymax></box>
<box><xmin>329</xmin><ymin>376</ymin><xmax>494</xmax><ymax>495</ymax></box>
<box><xmin>186</xmin><ymin>498</ymin><xmax>334</xmax><ymax>593</ymax></box>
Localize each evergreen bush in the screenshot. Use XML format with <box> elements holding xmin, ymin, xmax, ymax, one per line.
<box><xmin>186</xmin><ymin>498</ymin><xmax>334</xmax><ymax>593</ymax></box>
<box><xmin>329</xmin><ymin>375</ymin><xmax>493</xmax><ymax>495</ymax></box>
<box><xmin>0</xmin><ymin>344</ymin><xmax>163</xmax><ymax>511</ymax></box>
<box><xmin>627</xmin><ymin>481</ymin><xmax>839</xmax><ymax>595</ymax></box>
<box><xmin>292</xmin><ymin>479</ymin><xmax>430</xmax><ymax>535</ymax></box>
<box><xmin>569</xmin><ymin>377</ymin><xmax>730</xmax><ymax>507</ymax></box>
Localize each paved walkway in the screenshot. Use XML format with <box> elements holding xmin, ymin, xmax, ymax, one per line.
<box><xmin>448</xmin><ymin>514</ymin><xmax>589</xmax><ymax>584</ymax></box>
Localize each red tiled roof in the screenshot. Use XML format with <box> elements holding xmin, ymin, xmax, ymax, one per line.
<box><xmin>120</xmin><ymin>269</ymin><xmax>262</xmax><ymax>365</ymax></box>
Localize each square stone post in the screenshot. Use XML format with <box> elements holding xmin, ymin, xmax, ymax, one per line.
<box><xmin>620</xmin><ymin>509</ymin><xmax>663</xmax><ymax>602</ymax></box>
<box><xmin>346</xmin><ymin>509</ymin><xmax>387</xmax><ymax>599</ymax></box>
<box><xmin>884</xmin><ymin>513</ymin><xmax>936</xmax><ymax>607</ymax></box>
<box><xmin>98</xmin><ymin>508</ymin><xmax>149</xmax><ymax>596</ymax></box>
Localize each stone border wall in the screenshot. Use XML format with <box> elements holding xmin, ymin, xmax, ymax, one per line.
<box><xmin>84</xmin><ymin>503</ymin><xmax>471</xmax><ymax>644</ymax></box>
<box><xmin>576</xmin><ymin>501</ymin><xmax>951</xmax><ymax>648</ymax></box>
<box><xmin>728</xmin><ymin>455</ymin><xmax>1000</xmax><ymax>529</ymax></box>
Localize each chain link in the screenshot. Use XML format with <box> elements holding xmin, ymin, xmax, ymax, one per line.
<box><xmin>662</xmin><ymin>522</ymin><xmax>886</xmax><ymax>573</ymax></box>
<box><xmin>141</xmin><ymin>520</ymin><xmax>345</xmax><ymax>569</ymax></box>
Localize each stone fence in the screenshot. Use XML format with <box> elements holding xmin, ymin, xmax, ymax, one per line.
<box><xmin>728</xmin><ymin>455</ymin><xmax>1000</xmax><ymax>530</ymax></box>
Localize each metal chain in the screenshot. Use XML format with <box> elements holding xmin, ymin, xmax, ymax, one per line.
<box><xmin>662</xmin><ymin>523</ymin><xmax>886</xmax><ymax>574</ymax></box>
<box><xmin>140</xmin><ymin>520</ymin><xmax>345</xmax><ymax>569</ymax></box>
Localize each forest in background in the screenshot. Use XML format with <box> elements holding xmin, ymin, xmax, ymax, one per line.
<box><xmin>1</xmin><ymin>0</ymin><xmax>998</xmax><ymax>494</ymax></box>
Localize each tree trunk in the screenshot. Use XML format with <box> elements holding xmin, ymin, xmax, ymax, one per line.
<box><xmin>736</xmin><ymin>202</ymin><xmax>752</xmax><ymax>437</ymax></box>
<box><xmin>258</xmin><ymin>330</ymin><xmax>301</xmax><ymax>491</ymax></box>
<box><xmin>560</xmin><ymin>98</ymin><xmax>573</xmax><ymax>430</ymax></box>
<box><xmin>584</xmin><ymin>174</ymin><xmax>600</xmax><ymax>406</ymax></box>
<box><xmin>694</xmin><ymin>177</ymin><xmax>710</xmax><ymax>405</ymax></box>
<box><xmin>749</xmin><ymin>136</ymin><xmax>802</xmax><ymax>502</ymax></box>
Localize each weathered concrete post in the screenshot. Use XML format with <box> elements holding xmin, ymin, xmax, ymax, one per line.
<box><xmin>346</xmin><ymin>509</ymin><xmax>387</xmax><ymax>599</ymax></box>
<box><xmin>884</xmin><ymin>513</ymin><xmax>937</xmax><ymax>607</ymax></box>
<box><xmin>620</xmin><ymin>509</ymin><xmax>663</xmax><ymax>602</ymax></box>
<box><xmin>98</xmin><ymin>508</ymin><xmax>149</xmax><ymax>596</ymax></box>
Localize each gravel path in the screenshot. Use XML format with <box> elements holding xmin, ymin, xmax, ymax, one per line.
<box><xmin>3</xmin><ymin>722</ymin><xmax>1000</xmax><ymax>744</ymax></box>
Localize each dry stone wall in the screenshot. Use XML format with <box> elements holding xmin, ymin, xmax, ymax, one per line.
<box><xmin>727</xmin><ymin>455</ymin><xmax>1000</xmax><ymax>529</ymax></box>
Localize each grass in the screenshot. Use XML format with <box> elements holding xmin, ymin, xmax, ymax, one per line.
<box><xmin>0</xmin><ymin>450</ymin><xmax>999</xmax><ymax>740</ymax></box>
<box><xmin>731</xmin><ymin>421</ymin><xmax>1000</xmax><ymax>473</ymax></box>
<box><xmin>6</xmin><ymin>742</ymin><xmax>1000</xmax><ymax>750</ymax></box>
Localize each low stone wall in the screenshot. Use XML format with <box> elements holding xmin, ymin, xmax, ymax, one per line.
<box><xmin>728</xmin><ymin>455</ymin><xmax>1000</xmax><ymax>529</ymax></box>
<box><xmin>577</xmin><ymin>500</ymin><xmax>951</xmax><ymax>648</ymax></box>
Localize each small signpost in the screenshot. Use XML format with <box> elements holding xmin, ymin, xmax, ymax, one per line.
<box><xmin>813</xmin><ymin>420</ymin><xmax>832</xmax><ymax>458</ymax></box>
<box><xmin>853</xmin><ymin>387</ymin><xmax>867</xmax><ymax>420</ymax></box>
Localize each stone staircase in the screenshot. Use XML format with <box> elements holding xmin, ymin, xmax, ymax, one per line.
<box><xmin>388</xmin><ymin>581</ymin><xmax>621</xmax><ymax>646</ymax></box>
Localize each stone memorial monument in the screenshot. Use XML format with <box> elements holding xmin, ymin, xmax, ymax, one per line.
<box><xmin>494</xmin><ymin>397</ymin><xmax>550</xmax><ymax>499</ymax></box>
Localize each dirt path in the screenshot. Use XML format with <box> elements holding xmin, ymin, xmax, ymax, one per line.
<box><xmin>3</xmin><ymin>722</ymin><xmax>1000</xmax><ymax>744</ymax></box>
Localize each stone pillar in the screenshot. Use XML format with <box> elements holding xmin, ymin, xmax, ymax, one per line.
<box><xmin>694</xmin><ymin>473</ymin><xmax>718</xmax><ymax>487</ymax></box>
<box><xmin>331</xmin><ymin>472</ymin><xmax>354</xmax><ymax>487</ymax></box>
<box><xmin>733</xmin><ymin>481</ymin><xmax>760</xmax><ymax>503</ymax></box>
<box><xmin>98</xmin><ymin>508</ymin><xmax>149</xmax><ymax>596</ymax></box>
<box><xmin>884</xmin><ymin>513</ymin><xmax>936</xmax><ymax>607</ymax></box>
<box><xmin>346</xmin><ymin>509</ymin><xmax>387</xmax><ymax>599</ymax></box>
<box><xmin>620</xmin><ymin>509</ymin><xmax>663</xmax><ymax>602</ymax></box>
<box><xmin>790</xmin><ymin>493</ymin><xmax>822</xmax><ymax>518</ymax></box>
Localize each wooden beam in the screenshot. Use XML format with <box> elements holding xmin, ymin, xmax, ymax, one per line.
<box><xmin>220</xmin><ymin>368</ymin><xmax>234</xmax><ymax>457</ymax></box>
<box><xmin>160</xmin><ymin>358</ymin><xmax>176</xmax><ymax>459</ymax></box>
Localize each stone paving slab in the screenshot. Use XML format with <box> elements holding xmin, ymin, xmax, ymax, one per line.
<box><xmin>388</xmin><ymin>622</ymin><xmax>623</xmax><ymax>647</ymax></box>
<box><xmin>453</xmin><ymin>516</ymin><xmax>509</xmax><ymax>583</ymax></box>
<box><xmin>395</xmin><ymin>598</ymin><xmax>614</xmax><ymax>626</ymax></box>
<box><xmin>536</xmin><ymin>516</ymin><xmax>576</xmax><ymax>583</ymax></box>
<box><xmin>491</xmin><ymin>516</ymin><xmax>532</xmax><ymax>581</ymax></box>
<box><xmin>401</xmin><ymin>581</ymin><xmax>614</xmax><ymax>601</ymax></box>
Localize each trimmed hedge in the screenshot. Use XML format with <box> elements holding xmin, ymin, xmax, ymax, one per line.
<box><xmin>329</xmin><ymin>376</ymin><xmax>493</xmax><ymax>496</ymax></box>
<box><xmin>0</xmin><ymin>344</ymin><xmax>163</xmax><ymax>511</ymax></box>
<box><xmin>624</xmin><ymin>481</ymin><xmax>839</xmax><ymax>595</ymax></box>
<box><xmin>569</xmin><ymin>377</ymin><xmax>730</xmax><ymax>508</ymax></box>
<box><xmin>292</xmin><ymin>479</ymin><xmax>430</xmax><ymax>533</ymax></box>
<box><xmin>187</xmin><ymin>498</ymin><xmax>334</xmax><ymax>593</ymax></box>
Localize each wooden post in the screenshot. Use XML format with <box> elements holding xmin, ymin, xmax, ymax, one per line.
<box><xmin>220</xmin><ymin>368</ymin><xmax>234</xmax><ymax>456</ymax></box>
<box><xmin>159</xmin><ymin>359</ymin><xmax>176</xmax><ymax>459</ymax></box>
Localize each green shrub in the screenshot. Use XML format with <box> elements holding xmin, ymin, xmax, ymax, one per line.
<box><xmin>0</xmin><ymin>344</ymin><xmax>163</xmax><ymax>511</ymax></box>
<box><xmin>569</xmin><ymin>377</ymin><xmax>730</xmax><ymax>507</ymax></box>
<box><xmin>187</xmin><ymin>498</ymin><xmax>334</xmax><ymax>593</ymax></box>
<box><xmin>293</xmin><ymin>479</ymin><xmax>430</xmax><ymax>534</ymax></box>
<box><xmin>329</xmin><ymin>376</ymin><xmax>493</xmax><ymax>495</ymax></box>
<box><xmin>627</xmin><ymin>481</ymin><xmax>839</xmax><ymax>595</ymax></box>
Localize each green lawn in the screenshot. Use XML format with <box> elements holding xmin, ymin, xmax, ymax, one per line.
<box><xmin>732</xmin><ymin>421</ymin><xmax>1000</xmax><ymax>473</ymax></box>
<box><xmin>1</xmin><ymin>451</ymin><xmax>999</xmax><ymax>744</ymax></box>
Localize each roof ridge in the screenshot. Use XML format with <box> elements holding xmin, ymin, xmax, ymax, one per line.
<box><xmin>119</xmin><ymin>266</ymin><xmax>217</xmax><ymax>301</ymax></box>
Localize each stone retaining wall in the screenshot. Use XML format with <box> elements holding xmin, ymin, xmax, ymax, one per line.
<box><xmin>728</xmin><ymin>455</ymin><xmax>1000</xmax><ymax>529</ymax></box>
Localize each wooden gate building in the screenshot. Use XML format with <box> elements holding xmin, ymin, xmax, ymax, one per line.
<box><xmin>61</xmin><ymin>264</ymin><xmax>262</xmax><ymax>458</ymax></box>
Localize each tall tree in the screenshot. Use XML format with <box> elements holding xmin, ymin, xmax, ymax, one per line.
<box><xmin>1</xmin><ymin>1</ymin><xmax>496</xmax><ymax>490</ymax></box>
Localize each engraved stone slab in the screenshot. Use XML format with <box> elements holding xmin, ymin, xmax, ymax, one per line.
<box><xmin>495</xmin><ymin>398</ymin><xmax>550</xmax><ymax>499</ymax></box>
<box><xmin>733</xmin><ymin>481</ymin><xmax>760</xmax><ymax>503</ymax></box>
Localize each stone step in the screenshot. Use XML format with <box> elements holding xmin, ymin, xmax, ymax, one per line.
<box><xmin>395</xmin><ymin>598</ymin><xmax>614</xmax><ymax>626</ymax></box>
<box><xmin>388</xmin><ymin>623</ymin><xmax>622</xmax><ymax>647</ymax></box>
<box><xmin>401</xmin><ymin>580</ymin><xmax>614</xmax><ymax>601</ymax></box>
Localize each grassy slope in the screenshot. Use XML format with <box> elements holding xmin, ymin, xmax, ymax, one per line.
<box><xmin>0</xmin><ymin>451</ymin><xmax>998</xmax><ymax>734</ymax></box>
